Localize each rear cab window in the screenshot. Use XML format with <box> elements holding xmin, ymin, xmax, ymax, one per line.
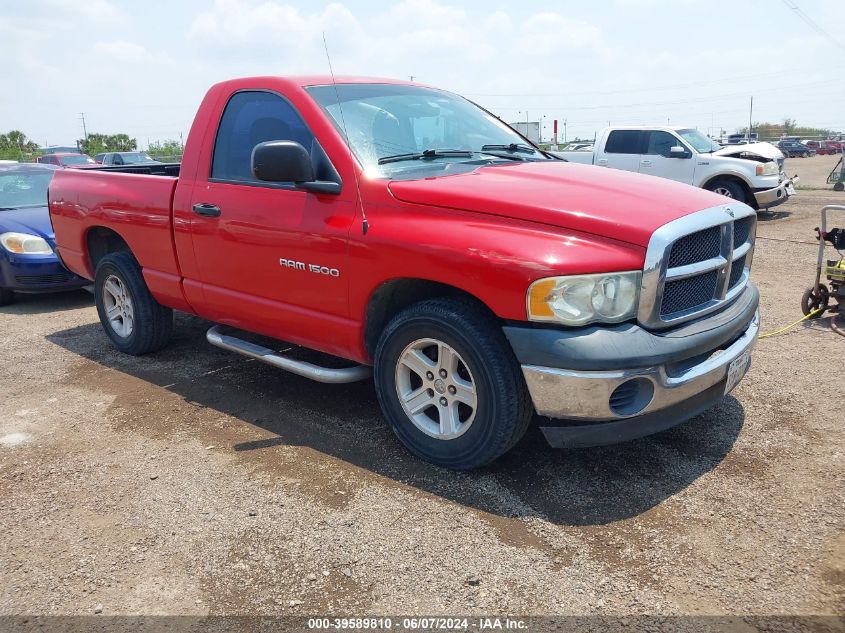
<box><xmin>605</xmin><ymin>130</ymin><xmax>644</xmax><ymax>154</ymax></box>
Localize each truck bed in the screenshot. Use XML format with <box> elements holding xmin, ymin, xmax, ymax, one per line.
<box><xmin>49</xmin><ymin>167</ymin><xmax>187</xmax><ymax>311</ymax></box>
<box><xmin>86</xmin><ymin>163</ymin><xmax>181</xmax><ymax>177</ymax></box>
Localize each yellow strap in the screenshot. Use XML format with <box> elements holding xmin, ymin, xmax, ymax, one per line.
<box><xmin>758</xmin><ymin>308</ymin><xmax>824</xmax><ymax>339</ymax></box>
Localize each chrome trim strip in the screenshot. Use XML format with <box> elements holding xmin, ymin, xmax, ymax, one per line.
<box><xmin>733</xmin><ymin>241</ymin><xmax>752</xmax><ymax>259</ymax></box>
<box><xmin>523</xmin><ymin>310</ymin><xmax>759</xmax><ymax>420</ymax></box>
<box><xmin>665</xmin><ymin>256</ymin><xmax>727</xmax><ymax>280</ymax></box>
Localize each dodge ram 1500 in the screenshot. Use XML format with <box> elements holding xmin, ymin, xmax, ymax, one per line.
<box><xmin>49</xmin><ymin>77</ymin><xmax>760</xmax><ymax>469</ymax></box>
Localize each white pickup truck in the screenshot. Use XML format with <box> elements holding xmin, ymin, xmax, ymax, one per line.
<box><xmin>559</xmin><ymin>126</ymin><xmax>797</xmax><ymax>210</ymax></box>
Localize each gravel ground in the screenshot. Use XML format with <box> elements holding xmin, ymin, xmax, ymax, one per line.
<box><xmin>0</xmin><ymin>159</ymin><xmax>843</xmax><ymax>620</ymax></box>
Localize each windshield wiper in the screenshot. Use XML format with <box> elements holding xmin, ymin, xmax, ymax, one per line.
<box><xmin>480</xmin><ymin>143</ymin><xmax>538</xmax><ymax>155</ymax></box>
<box><xmin>378</xmin><ymin>148</ymin><xmax>474</xmax><ymax>165</ymax></box>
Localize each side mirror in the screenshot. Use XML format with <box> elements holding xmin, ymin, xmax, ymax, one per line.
<box><xmin>252</xmin><ymin>140</ymin><xmax>314</xmax><ymax>183</ymax></box>
<box><xmin>669</xmin><ymin>145</ymin><xmax>690</xmax><ymax>158</ymax></box>
<box><xmin>251</xmin><ymin>140</ymin><xmax>341</xmax><ymax>194</ymax></box>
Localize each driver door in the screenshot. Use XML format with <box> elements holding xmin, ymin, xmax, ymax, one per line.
<box><xmin>184</xmin><ymin>90</ymin><xmax>354</xmax><ymax>347</ymax></box>
<box><xmin>638</xmin><ymin>130</ymin><xmax>696</xmax><ymax>184</ymax></box>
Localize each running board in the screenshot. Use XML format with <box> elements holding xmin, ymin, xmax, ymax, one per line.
<box><xmin>206</xmin><ymin>325</ymin><xmax>372</xmax><ymax>384</ymax></box>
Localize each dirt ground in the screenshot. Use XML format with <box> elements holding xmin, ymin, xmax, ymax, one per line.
<box><xmin>0</xmin><ymin>157</ymin><xmax>843</xmax><ymax>620</ymax></box>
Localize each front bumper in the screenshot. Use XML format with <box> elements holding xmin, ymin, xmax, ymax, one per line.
<box><xmin>505</xmin><ymin>285</ymin><xmax>759</xmax><ymax>448</ymax></box>
<box><xmin>754</xmin><ymin>174</ymin><xmax>798</xmax><ymax>209</ymax></box>
<box><xmin>0</xmin><ymin>253</ymin><xmax>88</xmax><ymax>294</ymax></box>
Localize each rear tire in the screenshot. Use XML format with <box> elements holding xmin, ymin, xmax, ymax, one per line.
<box><xmin>94</xmin><ymin>252</ymin><xmax>173</xmax><ymax>355</ymax></box>
<box><xmin>373</xmin><ymin>298</ymin><xmax>533</xmax><ymax>470</ymax></box>
<box><xmin>706</xmin><ymin>178</ymin><xmax>747</xmax><ymax>204</ymax></box>
<box><xmin>0</xmin><ymin>287</ymin><xmax>14</xmax><ymax>306</ymax></box>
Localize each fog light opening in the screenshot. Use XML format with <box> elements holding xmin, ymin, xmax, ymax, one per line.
<box><xmin>609</xmin><ymin>378</ymin><xmax>654</xmax><ymax>416</ymax></box>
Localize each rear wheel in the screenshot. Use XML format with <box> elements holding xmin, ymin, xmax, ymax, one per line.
<box><xmin>94</xmin><ymin>252</ymin><xmax>173</xmax><ymax>355</ymax></box>
<box><xmin>0</xmin><ymin>287</ymin><xmax>14</xmax><ymax>307</ymax></box>
<box><xmin>706</xmin><ymin>178</ymin><xmax>747</xmax><ymax>204</ymax></box>
<box><xmin>374</xmin><ymin>298</ymin><xmax>533</xmax><ymax>469</ymax></box>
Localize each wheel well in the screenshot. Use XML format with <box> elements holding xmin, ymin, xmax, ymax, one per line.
<box><xmin>86</xmin><ymin>227</ymin><xmax>131</xmax><ymax>273</ymax></box>
<box><xmin>363</xmin><ymin>279</ymin><xmax>496</xmax><ymax>357</ymax></box>
<box><xmin>703</xmin><ymin>175</ymin><xmax>757</xmax><ymax>209</ymax></box>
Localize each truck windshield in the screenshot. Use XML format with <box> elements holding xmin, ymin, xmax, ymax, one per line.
<box><xmin>306</xmin><ymin>83</ymin><xmax>551</xmax><ymax>180</ymax></box>
<box><xmin>677</xmin><ymin>129</ymin><xmax>722</xmax><ymax>153</ymax></box>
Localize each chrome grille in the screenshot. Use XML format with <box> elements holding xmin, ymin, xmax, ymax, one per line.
<box><xmin>667</xmin><ymin>226</ymin><xmax>721</xmax><ymax>267</ymax></box>
<box><xmin>639</xmin><ymin>205</ymin><xmax>756</xmax><ymax>329</ymax></box>
<box><xmin>733</xmin><ymin>217</ymin><xmax>753</xmax><ymax>247</ymax></box>
<box><xmin>661</xmin><ymin>270</ymin><xmax>719</xmax><ymax>316</ymax></box>
<box><xmin>729</xmin><ymin>254</ymin><xmax>746</xmax><ymax>289</ymax></box>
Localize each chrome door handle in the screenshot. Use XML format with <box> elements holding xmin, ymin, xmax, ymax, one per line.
<box><xmin>641</xmin><ymin>160</ymin><xmax>652</xmax><ymax>166</ymax></box>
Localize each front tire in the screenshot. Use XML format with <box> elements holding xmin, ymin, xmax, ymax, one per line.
<box><xmin>706</xmin><ymin>178</ymin><xmax>747</xmax><ymax>204</ymax></box>
<box><xmin>374</xmin><ymin>298</ymin><xmax>533</xmax><ymax>469</ymax></box>
<box><xmin>94</xmin><ymin>252</ymin><xmax>173</xmax><ymax>355</ymax></box>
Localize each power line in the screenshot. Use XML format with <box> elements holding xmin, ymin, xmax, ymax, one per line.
<box><xmin>781</xmin><ymin>0</ymin><xmax>845</xmax><ymax>51</ymax></box>
<box><xmin>464</xmin><ymin>64</ymin><xmax>845</xmax><ymax>98</ymax></box>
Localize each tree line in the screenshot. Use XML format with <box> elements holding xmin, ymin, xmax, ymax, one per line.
<box><xmin>739</xmin><ymin>118</ymin><xmax>836</xmax><ymax>140</ymax></box>
<box><xmin>0</xmin><ymin>130</ymin><xmax>183</xmax><ymax>161</ymax></box>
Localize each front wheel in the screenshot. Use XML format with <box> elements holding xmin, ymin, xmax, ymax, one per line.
<box><xmin>94</xmin><ymin>252</ymin><xmax>173</xmax><ymax>355</ymax></box>
<box><xmin>706</xmin><ymin>178</ymin><xmax>747</xmax><ymax>204</ymax></box>
<box><xmin>374</xmin><ymin>299</ymin><xmax>533</xmax><ymax>470</ymax></box>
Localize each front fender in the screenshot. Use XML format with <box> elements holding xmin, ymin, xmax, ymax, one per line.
<box><xmin>346</xmin><ymin>199</ymin><xmax>646</xmax><ymax>360</ymax></box>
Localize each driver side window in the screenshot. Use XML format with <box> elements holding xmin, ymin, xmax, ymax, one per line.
<box><xmin>645</xmin><ymin>131</ymin><xmax>683</xmax><ymax>157</ymax></box>
<box><xmin>211</xmin><ymin>91</ymin><xmax>316</xmax><ymax>183</ymax></box>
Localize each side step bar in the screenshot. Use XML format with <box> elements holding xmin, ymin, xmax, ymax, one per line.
<box><xmin>206</xmin><ymin>325</ymin><xmax>372</xmax><ymax>384</ymax></box>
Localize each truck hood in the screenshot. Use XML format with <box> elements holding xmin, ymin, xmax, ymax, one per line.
<box><xmin>0</xmin><ymin>205</ymin><xmax>55</xmax><ymax>242</ymax></box>
<box><xmin>387</xmin><ymin>161</ymin><xmax>731</xmax><ymax>247</ymax></box>
<box><xmin>713</xmin><ymin>142</ymin><xmax>783</xmax><ymax>161</ymax></box>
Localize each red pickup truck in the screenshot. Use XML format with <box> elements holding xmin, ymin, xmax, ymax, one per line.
<box><xmin>49</xmin><ymin>76</ymin><xmax>760</xmax><ymax>469</ymax></box>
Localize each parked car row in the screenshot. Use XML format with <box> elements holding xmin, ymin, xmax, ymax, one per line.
<box><xmin>777</xmin><ymin>140</ymin><xmax>815</xmax><ymax>158</ymax></box>
<box><xmin>802</xmin><ymin>140</ymin><xmax>842</xmax><ymax>155</ymax></box>
<box><xmin>36</xmin><ymin>151</ymin><xmax>162</xmax><ymax>168</ymax></box>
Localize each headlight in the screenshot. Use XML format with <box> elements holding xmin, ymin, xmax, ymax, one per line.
<box><xmin>0</xmin><ymin>232</ymin><xmax>53</xmax><ymax>254</ymax></box>
<box><xmin>527</xmin><ymin>271</ymin><xmax>641</xmax><ymax>326</ymax></box>
<box><xmin>755</xmin><ymin>161</ymin><xmax>779</xmax><ymax>176</ymax></box>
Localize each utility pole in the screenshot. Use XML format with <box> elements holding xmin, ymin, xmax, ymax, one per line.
<box><xmin>748</xmin><ymin>96</ymin><xmax>753</xmax><ymax>141</ymax></box>
<box><xmin>563</xmin><ymin>119</ymin><xmax>567</xmax><ymax>143</ymax></box>
<box><xmin>79</xmin><ymin>113</ymin><xmax>88</xmax><ymax>141</ymax></box>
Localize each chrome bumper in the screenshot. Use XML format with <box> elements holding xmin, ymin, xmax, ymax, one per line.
<box><xmin>754</xmin><ymin>175</ymin><xmax>798</xmax><ymax>209</ymax></box>
<box><xmin>522</xmin><ymin>310</ymin><xmax>759</xmax><ymax>421</ymax></box>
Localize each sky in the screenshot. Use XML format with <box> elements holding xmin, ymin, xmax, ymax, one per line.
<box><xmin>2</xmin><ymin>0</ymin><xmax>843</xmax><ymax>148</ymax></box>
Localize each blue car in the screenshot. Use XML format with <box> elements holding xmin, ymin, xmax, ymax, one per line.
<box><xmin>0</xmin><ymin>163</ymin><xmax>88</xmax><ymax>305</ymax></box>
